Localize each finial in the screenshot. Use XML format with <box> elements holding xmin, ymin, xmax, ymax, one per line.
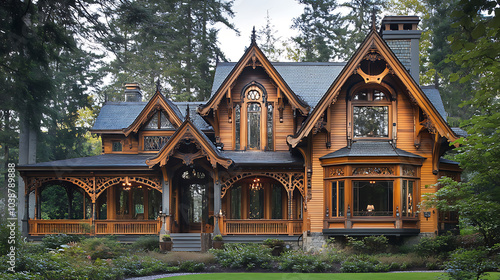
<box><xmin>371</xmin><ymin>7</ymin><xmax>377</xmax><ymax>31</ymax></box>
<box><xmin>251</xmin><ymin>26</ymin><xmax>256</xmax><ymax>43</ymax></box>
<box><xmin>156</xmin><ymin>79</ymin><xmax>161</xmax><ymax>93</ymax></box>
<box><xmin>186</xmin><ymin>104</ymin><xmax>190</xmax><ymax>120</ymax></box>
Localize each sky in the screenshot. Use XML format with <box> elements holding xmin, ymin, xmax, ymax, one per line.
<box><xmin>216</xmin><ymin>0</ymin><xmax>304</xmax><ymax>62</ymax></box>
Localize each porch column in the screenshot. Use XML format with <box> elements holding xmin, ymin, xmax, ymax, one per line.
<box><xmin>287</xmin><ymin>191</ymin><xmax>293</xmax><ymax>220</ymax></box>
<box><xmin>213</xmin><ymin>180</ymin><xmax>221</xmax><ymax>235</ymax></box>
<box><xmin>161</xmin><ymin>178</ymin><xmax>170</xmax><ymax>235</ymax></box>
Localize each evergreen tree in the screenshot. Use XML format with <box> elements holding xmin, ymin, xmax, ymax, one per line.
<box><xmin>340</xmin><ymin>0</ymin><xmax>387</xmax><ymax>60</ymax></box>
<box><xmin>291</xmin><ymin>0</ymin><xmax>346</xmax><ymax>62</ymax></box>
<box><xmin>100</xmin><ymin>0</ymin><xmax>236</xmax><ymax>102</ymax></box>
<box><xmin>257</xmin><ymin>11</ymin><xmax>285</xmax><ymax>61</ymax></box>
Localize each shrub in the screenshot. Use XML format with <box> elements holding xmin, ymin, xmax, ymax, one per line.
<box><xmin>278</xmin><ymin>251</ymin><xmax>330</xmax><ymax>272</ymax></box>
<box><xmin>179</xmin><ymin>260</ymin><xmax>205</xmax><ymax>272</ymax></box>
<box><xmin>213</xmin><ymin>235</ymin><xmax>223</xmax><ymax>241</ymax></box>
<box><xmin>41</xmin><ymin>234</ymin><xmax>82</xmax><ymax>249</ymax></box>
<box><xmin>346</xmin><ymin>235</ymin><xmax>388</xmax><ymax>254</ymax></box>
<box><xmin>415</xmin><ymin>234</ymin><xmax>457</xmax><ymax>257</ymax></box>
<box><xmin>80</xmin><ymin>236</ymin><xmax>125</xmax><ymax>260</ymax></box>
<box><xmin>444</xmin><ymin>248</ymin><xmax>497</xmax><ymax>280</ymax></box>
<box><xmin>132</xmin><ymin>235</ymin><xmax>159</xmax><ymax>252</ymax></box>
<box><xmin>113</xmin><ymin>255</ymin><xmax>171</xmax><ymax>276</ymax></box>
<box><xmin>211</xmin><ymin>243</ymin><xmax>272</xmax><ymax>270</ymax></box>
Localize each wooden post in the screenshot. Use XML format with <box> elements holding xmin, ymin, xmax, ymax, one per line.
<box><xmin>213</xmin><ymin>177</ymin><xmax>222</xmax><ymax>236</ymax></box>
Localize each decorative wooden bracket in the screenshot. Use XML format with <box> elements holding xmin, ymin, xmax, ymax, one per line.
<box><xmin>355</xmin><ymin>66</ymin><xmax>391</xmax><ymax>84</ymax></box>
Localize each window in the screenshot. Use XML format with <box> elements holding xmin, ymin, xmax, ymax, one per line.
<box><xmin>353</xmin><ymin>181</ymin><xmax>393</xmax><ymax>216</ymax></box>
<box><xmin>267</xmin><ymin>104</ymin><xmax>274</xmax><ymax>150</ymax></box>
<box><xmin>230</xmin><ymin>185</ymin><xmax>242</xmax><ymax>219</ymax></box>
<box><xmin>146</xmin><ymin>111</ymin><xmax>174</xmax><ymax>130</ymax></box>
<box><xmin>402</xmin><ymin>180</ymin><xmax>415</xmax><ymax>217</ymax></box>
<box><xmin>233</xmin><ymin>85</ymin><xmax>274</xmax><ymax>151</ymax></box>
<box><xmin>247</xmin><ymin>103</ymin><xmax>261</xmax><ymax>149</ymax></box>
<box><xmin>249</xmin><ymin>188</ymin><xmax>264</xmax><ymax>219</ymax></box>
<box><xmin>235</xmin><ymin>105</ymin><xmax>241</xmax><ymax>150</ymax></box>
<box><xmin>330</xmin><ymin>181</ymin><xmax>345</xmax><ymax>217</ymax></box>
<box><xmin>271</xmin><ymin>184</ymin><xmax>282</xmax><ymax>219</ymax></box>
<box><xmin>112</xmin><ymin>141</ymin><xmax>122</xmax><ymax>152</ymax></box>
<box><xmin>351</xmin><ymin>89</ymin><xmax>390</xmax><ymax>138</ymax></box>
<box><xmin>144</xmin><ymin>136</ymin><xmax>170</xmax><ymax>151</ymax></box>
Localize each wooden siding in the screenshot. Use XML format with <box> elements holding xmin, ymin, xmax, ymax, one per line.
<box><xmin>102</xmin><ymin>135</ymin><xmax>139</xmax><ymax>154</ymax></box>
<box><xmin>217</xmin><ymin>66</ymin><xmax>295</xmax><ymax>151</ymax></box>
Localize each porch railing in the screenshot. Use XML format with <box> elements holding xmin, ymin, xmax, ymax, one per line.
<box><xmin>29</xmin><ymin>219</ymin><xmax>92</xmax><ymax>235</ymax></box>
<box><xmin>222</xmin><ymin>219</ymin><xmax>302</xmax><ymax>235</ymax></box>
<box><xmin>29</xmin><ymin>219</ymin><xmax>161</xmax><ymax>235</ymax></box>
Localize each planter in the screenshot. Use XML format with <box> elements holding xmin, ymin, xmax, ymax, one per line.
<box><xmin>159</xmin><ymin>241</ymin><xmax>173</xmax><ymax>251</ymax></box>
<box><xmin>212</xmin><ymin>240</ymin><xmax>224</xmax><ymax>249</ymax></box>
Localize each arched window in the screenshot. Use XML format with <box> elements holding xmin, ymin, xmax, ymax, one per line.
<box><xmin>351</xmin><ymin>89</ymin><xmax>391</xmax><ymax>138</ymax></box>
<box><xmin>247</xmin><ymin>103</ymin><xmax>261</xmax><ymax>149</ymax></box>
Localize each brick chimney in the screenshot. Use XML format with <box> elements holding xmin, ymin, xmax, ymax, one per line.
<box><xmin>380</xmin><ymin>16</ymin><xmax>421</xmax><ymax>84</ymax></box>
<box><xmin>124</xmin><ymin>83</ymin><xmax>142</xmax><ymax>102</ymax></box>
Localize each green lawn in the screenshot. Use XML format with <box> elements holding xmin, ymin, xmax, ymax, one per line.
<box><xmin>163</xmin><ymin>272</ymin><xmax>500</xmax><ymax>280</ymax></box>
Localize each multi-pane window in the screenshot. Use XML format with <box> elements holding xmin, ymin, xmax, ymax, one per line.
<box><xmin>353</xmin><ymin>181</ymin><xmax>393</xmax><ymax>216</ymax></box>
<box><xmin>247</xmin><ymin>103</ymin><xmax>261</xmax><ymax>149</ymax></box>
<box><xmin>235</xmin><ymin>105</ymin><xmax>241</xmax><ymax>150</ymax></box>
<box><xmin>112</xmin><ymin>141</ymin><xmax>122</xmax><ymax>152</ymax></box>
<box><xmin>330</xmin><ymin>181</ymin><xmax>345</xmax><ymax>217</ymax></box>
<box><xmin>267</xmin><ymin>104</ymin><xmax>273</xmax><ymax>150</ymax></box>
<box><xmin>144</xmin><ymin>136</ymin><xmax>170</xmax><ymax>151</ymax></box>
<box><xmin>249</xmin><ymin>187</ymin><xmax>264</xmax><ymax>219</ymax></box>
<box><xmin>352</xmin><ymin>89</ymin><xmax>390</xmax><ymax>138</ymax></box>
<box><xmin>146</xmin><ymin>111</ymin><xmax>174</xmax><ymax>129</ymax></box>
<box><xmin>230</xmin><ymin>185</ymin><xmax>242</xmax><ymax>219</ymax></box>
<box><xmin>271</xmin><ymin>184</ymin><xmax>282</xmax><ymax>219</ymax></box>
<box><xmin>402</xmin><ymin>180</ymin><xmax>415</xmax><ymax>217</ymax></box>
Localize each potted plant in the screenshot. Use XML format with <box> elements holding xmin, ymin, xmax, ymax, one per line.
<box><xmin>212</xmin><ymin>234</ymin><xmax>224</xmax><ymax>249</ymax></box>
<box><xmin>159</xmin><ymin>234</ymin><xmax>173</xmax><ymax>251</ymax></box>
<box><xmin>263</xmin><ymin>238</ymin><xmax>285</xmax><ymax>256</ymax></box>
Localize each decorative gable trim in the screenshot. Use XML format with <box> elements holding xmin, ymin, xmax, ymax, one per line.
<box><xmin>146</xmin><ymin>118</ymin><xmax>233</xmax><ymax>169</ymax></box>
<box><xmin>198</xmin><ymin>42</ymin><xmax>310</xmax><ymax>117</ymax></box>
<box><xmin>287</xmin><ymin>30</ymin><xmax>458</xmax><ymax>148</ymax></box>
<box><xmin>123</xmin><ymin>90</ymin><xmax>183</xmax><ymax>137</ymax></box>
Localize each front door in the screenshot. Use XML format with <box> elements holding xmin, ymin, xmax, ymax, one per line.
<box><xmin>175</xmin><ymin>167</ymin><xmax>212</xmax><ymax>233</ymax></box>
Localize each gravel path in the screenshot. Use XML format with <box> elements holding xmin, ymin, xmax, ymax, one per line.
<box><xmin>126</xmin><ymin>271</ymin><xmax>445</xmax><ymax>279</ymax></box>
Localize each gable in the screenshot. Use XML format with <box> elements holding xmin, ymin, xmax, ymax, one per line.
<box><xmin>199</xmin><ymin>41</ymin><xmax>310</xmax><ymax>117</ymax></box>
<box><xmin>287</xmin><ymin>30</ymin><xmax>458</xmax><ymax>148</ymax></box>
<box><xmin>146</xmin><ymin>118</ymin><xmax>232</xmax><ymax>169</ymax></box>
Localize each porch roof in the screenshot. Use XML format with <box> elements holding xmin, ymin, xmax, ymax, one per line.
<box><xmin>221</xmin><ymin>151</ymin><xmax>304</xmax><ymax>167</ymax></box>
<box><xmin>17</xmin><ymin>154</ymin><xmax>154</xmax><ymax>171</ymax></box>
<box><xmin>319</xmin><ymin>141</ymin><xmax>424</xmax><ymax>160</ymax></box>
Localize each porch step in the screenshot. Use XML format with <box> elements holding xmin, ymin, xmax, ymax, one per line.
<box><xmin>170</xmin><ymin>233</ymin><xmax>201</xmax><ymax>252</ymax></box>
<box><xmin>223</xmin><ymin>234</ymin><xmax>302</xmax><ymax>244</ymax></box>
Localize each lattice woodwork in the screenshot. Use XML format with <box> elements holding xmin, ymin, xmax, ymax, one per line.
<box><xmin>221</xmin><ymin>172</ymin><xmax>305</xmax><ymax>199</ymax></box>
<box><xmin>25</xmin><ymin>176</ymin><xmax>161</xmax><ymax>203</ymax></box>
<box><xmin>352</xmin><ymin>166</ymin><xmax>394</xmax><ymax>176</ymax></box>
<box><xmin>327</xmin><ymin>167</ymin><xmax>344</xmax><ymax>177</ymax></box>
<box><xmin>402</xmin><ymin>165</ymin><xmax>416</xmax><ymax>177</ymax></box>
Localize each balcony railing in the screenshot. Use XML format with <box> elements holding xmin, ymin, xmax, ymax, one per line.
<box><xmin>28</xmin><ymin>219</ymin><xmax>161</xmax><ymax>235</ymax></box>
<box><xmin>222</xmin><ymin>219</ymin><xmax>302</xmax><ymax>235</ymax></box>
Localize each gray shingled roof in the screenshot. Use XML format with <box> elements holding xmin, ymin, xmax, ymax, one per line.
<box><xmin>17</xmin><ymin>154</ymin><xmax>153</xmax><ymax>169</ymax></box>
<box><xmin>211</xmin><ymin>62</ymin><xmax>345</xmax><ymax>109</ymax></box>
<box><xmin>439</xmin><ymin>157</ymin><xmax>460</xmax><ymax>165</ymax></box>
<box><xmin>211</xmin><ymin>63</ymin><xmax>449</xmax><ymax>121</ymax></box>
<box><xmin>421</xmin><ymin>86</ymin><xmax>447</xmax><ymax>121</ymax></box>
<box><xmin>92</xmin><ymin>101</ymin><xmax>211</xmax><ymax>131</ymax></box>
<box><xmin>451</xmin><ymin>127</ymin><xmax>467</xmax><ymax>137</ymax></box>
<box><xmin>320</xmin><ymin>141</ymin><xmax>424</xmax><ymax>159</ymax></box>
<box><xmin>221</xmin><ymin>151</ymin><xmax>303</xmax><ymax>167</ymax></box>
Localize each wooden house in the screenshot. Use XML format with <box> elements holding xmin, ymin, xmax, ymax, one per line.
<box><xmin>18</xmin><ymin>16</ymin><xmax>462</xmax><ymax>250</ymax></box>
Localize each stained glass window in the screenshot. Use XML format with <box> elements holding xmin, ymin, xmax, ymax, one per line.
<box><xmin>267</xmin><ymin>104</ymin><xmax>273</xmax><ymax>150</ymax></box>
<box><xmin>331</xmin><ymin>181</ymin><xmax>345</xmax><ymax>217</ymax></box>
<box><xmin>247</xmin><ymin>103</ymin><xmax>261</xmax><ymax>149</ymax></box>
<box><xmin>402</xmin><ymin>180</ymin><xmax>414</xmax><ymax>217</ymax></box>
<box><xmin>235</xmin><ymin>105</ymin><xmax>240</xmax><ymax>150</ymax></box>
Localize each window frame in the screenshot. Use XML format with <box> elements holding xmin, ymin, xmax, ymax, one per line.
<box><xmin>348</xmin><ymin>85</ymin><xmax>396</xmax><ymax>140</ymax></box>
<box><xmin>233</xmin><ymin>85</ymin><xmax>274</xmax><ymax>151</ymax></box>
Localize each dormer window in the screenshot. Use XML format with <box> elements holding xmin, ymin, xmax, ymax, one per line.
<box><xmin>247</xmin><ymin>90</ymin><xmax>260</xmax><ymax>100</ymax></box>
<box><xmin>351</xmin><ymin>88</ymin><xmax>392</xmax><ymax>138</ymax></box>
